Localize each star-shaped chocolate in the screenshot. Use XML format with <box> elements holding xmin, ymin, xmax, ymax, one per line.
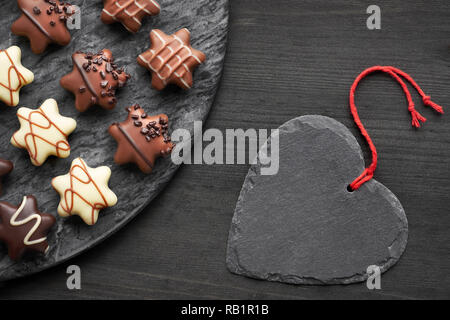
<box><xmin>0</xmin><ymin>46</ymin><xmax>34</xmax><ymax>107</ymax></box>
<box><xmin>11</xmin><ymin>98</ymin><xmax>77</xmax><ymax>166</ymax></box>
<box><xmin>60</xmin><ymin>49</ymin><xmax>131</xmax><ymax>112</ymax></box>
<box><xmin>52</xmin><ymin>158</ymin><xmax>118</xmax><ymax>225</ymax></box>
<box><xmin>137</xmin><ymin>28</ymin><xmax>206</xmax><ymax>90</ymax></box>
<box><xmin>0</xmin><ymin>195</ymin><xmax>55</xmax><ymax>261</ymax></box>
<box><xmin>0</xmin><ymin>159</ymin><xmax>14</xmax><ymax>196</ymax></box>
<box><xmin>108</xmin><ymin>104</ymin><xmax>174</xmax><ymax>173</ymax></box>
<box><xmin>101</xmin><ymin>0</ymin><xmax>161</xmax><ymax>33</ymax></box>
<box><xmin>11</xmin><ymin>0</ymin><xmax>74</xmax><ymax>54</ymax></box>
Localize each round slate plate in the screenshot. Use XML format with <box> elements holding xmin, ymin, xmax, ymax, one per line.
<box><xmin>0</xmin><ymin>0</ymin><xmax>228</xmax><ymax>281</ymax></box>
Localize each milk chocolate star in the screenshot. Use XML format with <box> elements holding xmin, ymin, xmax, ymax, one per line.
<box><xmin>108</xmin><ymin>104</ymin><xmax>174</xmax><ymax>173</ymax></box>
<box><xmin>0</xmin><ymin>195</ymin><xmax>56</xmax><ymax>261</ymax></box>
<box><xmin>101</xmin><ymin>0</ymin><xmax>161</xmax><ymax>33</ymax></box>
<box><xmin>0</xmin><ymin>159</ymin><xmax>14</xmax><ymax>196</ymax></box>
<box><xmin>60</xmin><ymin>49</ymin><xmax>131</xmax><ymax>112</ymax></box>
<box><xmin>137</xmin><ymin>28</ymin><xmax>206</xmax><ymax>90</ymax></box>
<box><xmin>11</xmin><ymin>0</ymin><xmax>74</xmax><ymax>54</ymax></box>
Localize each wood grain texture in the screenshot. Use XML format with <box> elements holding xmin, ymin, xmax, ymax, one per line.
<box><xmin>1</xmin><ymin>0</ymin><xmax>450</xmax><ymax>299</ymax></box>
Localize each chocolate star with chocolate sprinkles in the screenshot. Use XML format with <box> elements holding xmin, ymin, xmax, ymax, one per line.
<box><xmin>0</xmin><ymin>159</ymin><xmax>13</xmax><ymax>196</ymax></box>
<box><xmin>108</xmin><ymin>104</ymin><xmax>174</xmax><ymax>173</ymax></box>
<box><xmin>60</xmin><ymin>49</ymin><xmax>131</xmax><ymax>112</ymax></box>
<box><xmin>11</xmin><ymin>0</ymin><xmax>74</xmax><ymax>54</ymax></box>
<box><xmin>0</xmin><ymin>195</ymin><xmax>55</xmax><ymax>261</ymax></box>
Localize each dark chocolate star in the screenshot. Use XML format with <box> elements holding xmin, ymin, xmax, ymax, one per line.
<box><xmin>0</xmin><ymin>195</ymin><xmax>55</xmax><ymax>261</ymax></box>
<box><xmin>101</xmin><ymin>0</ymin><xmax>161</xmax><ymax>33</ymax></box>
<box><xmin>11</xmin><ymin>0</ymin><xmax>74</xmax><ymax>54</ymax></box>
<box><xmin>0</xmin><ymin>159</ymin><xmax>13</xmax><ymax>196</ymax></box>
<box><xmin>60</xmin><ymin>49</ymin><xmax>131</xmax><ymax>112</ymax></box>
<box><xmin>108</xmin><ymin>104</ymin><xmax>174</xmax><ymax>173</ymax></box>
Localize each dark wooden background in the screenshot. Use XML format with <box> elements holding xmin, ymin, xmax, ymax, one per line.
<box><xmin>1</xmin><ymin>0</ymin><xmax>450</xmax><ymax>299</ymax></box>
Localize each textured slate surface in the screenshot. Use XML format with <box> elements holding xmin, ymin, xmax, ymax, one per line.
<box><xmin>227</xmin><ymin>115</ymin><xmax>408</xmax><ymax>284</ymax></box>
<box><xmin>0</xmin><ymin>0</ymin><xmax>228</xmax><ymax>280</ymax></box>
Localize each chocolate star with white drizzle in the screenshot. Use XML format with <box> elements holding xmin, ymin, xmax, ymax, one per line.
<box><xmin>0</xmin><ymin>195</ymin><xmax>55</xmax><ymax>261</ymax></box>
<box><xmin>108</xmin><ymin>104</ymin><xmax>174</xmax><ymax>173</ymax></box>
<box><xmin>0</xmin><ymin>159</ymin><xmax>14</xmax><ymax>196</ymax></box>
<box><xmin>137</xmin><ymin>28</ymin><xmax>206</xmax><ymax>90</ymax></box>
<box><xmin>60</xmin><ymin>49</ymin><xmax>131</xmax><ymax>112</ymax></box>
<box><xmin>101</xmin><ymin>0</ymin><xmax>161</xmax><ymax>33</ymax></box>
<box><xmin>11</xmin><ymin>0</ymin><xmax>74</xmax><ymax>54</ymax></box>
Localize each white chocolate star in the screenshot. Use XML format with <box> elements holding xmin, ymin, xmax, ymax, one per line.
<box><xmin>0</xmin><ymin>46</ymin><xmax>34</xmax><ymax>107</ymax></box>
<box><xmin>52</xmin><ymin>158</ymin><xmax>118</xmax><ymax>225</ymax></box>
<box><xmin>11</xmin><ymin>98</ymin><xmax>77</xmax><ymax>166</ymax></box>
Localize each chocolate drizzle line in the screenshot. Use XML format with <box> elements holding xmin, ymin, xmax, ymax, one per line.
<box><xmin>0</xmin><ymin>49</ymin><xmax>28</xmax><ymax>106</ymax></box>
<box><xmin>73</xmin><ymin>50</ymin><xmax>128</xmax><ymax>106</ymax></box>
<box><xmin>101</xmin><ymin>0</ymin><xmax>160</xmax><ymax>33</ymax></box>
<box><xmin>73</xmin><ymin>56</ymin><xmax>99</xmax><ymax>99</ymax></box>
<box><xmin>10</xmin><ymin>196</ymin><xmax>48</xmax><ymax>247</ymax></box>
<box><xmin>21</xmin><ymin>7</ymin><xmax>55</xmax><ymax>41</ymax></box>
<box><xmin>12</xmin><ymin>108</ymin><xmax>70</xmax><ymax>165</ymax></box>
<box><xmin>115</xmin><ymin>123</ymin><xmax>154</xmax><ymax>169</ymax></box>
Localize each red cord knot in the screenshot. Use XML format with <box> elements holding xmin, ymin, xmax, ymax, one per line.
<box><xmin>423</xmin><ymin>96</ymin><xmax>444</xmax><ymax>114</ymax></box>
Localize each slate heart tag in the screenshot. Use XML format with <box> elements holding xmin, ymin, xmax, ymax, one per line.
<box><xmin>226</xmin><ymin>115</ymin><xmax>408</xmax><ymax>285</ymax></box>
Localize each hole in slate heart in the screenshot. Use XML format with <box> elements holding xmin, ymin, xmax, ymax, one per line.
<box><xmin>346</xmin><ymin>185</ymin><xmax>354</xmax><ymax>193</ymax></box>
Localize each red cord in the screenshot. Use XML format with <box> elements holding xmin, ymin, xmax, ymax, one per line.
<box><xmin>349</xmin><ymin>66</ymin><xmax>444</xmax><ymax>191</ymax></box>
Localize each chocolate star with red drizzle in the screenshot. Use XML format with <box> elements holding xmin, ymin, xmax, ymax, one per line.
<box><xmin>0</xmin><ymin>195</ymin><xmax>55</xmax><ymax>261</ymax></box>
<box><xmin>108</xmin><ymin>104</ymin><xmax>174</xmax><ymax>173</ymax></box>
<box><xmin>11</xmin><ymin>0</ymin><xmax>74</xmax><ymax>54</ymax></box>
<box><xmin>137</xmin><ymin>28</ymin><xmax>206</xmax><ymax>90</ymax></box>
<box><xmin>60</xmin><ymin>49</ymin><xmax>131</xmax><ymax>112</ymax></box>
<box><xmin>0</xmin><ymin>159</ymin><xmax>14</xmax><ymax>196</ymax></box>
<box><xmin>101</xmin><ymin>0</ymin><xmax>161</xmax><ymax>33</ymax></box>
